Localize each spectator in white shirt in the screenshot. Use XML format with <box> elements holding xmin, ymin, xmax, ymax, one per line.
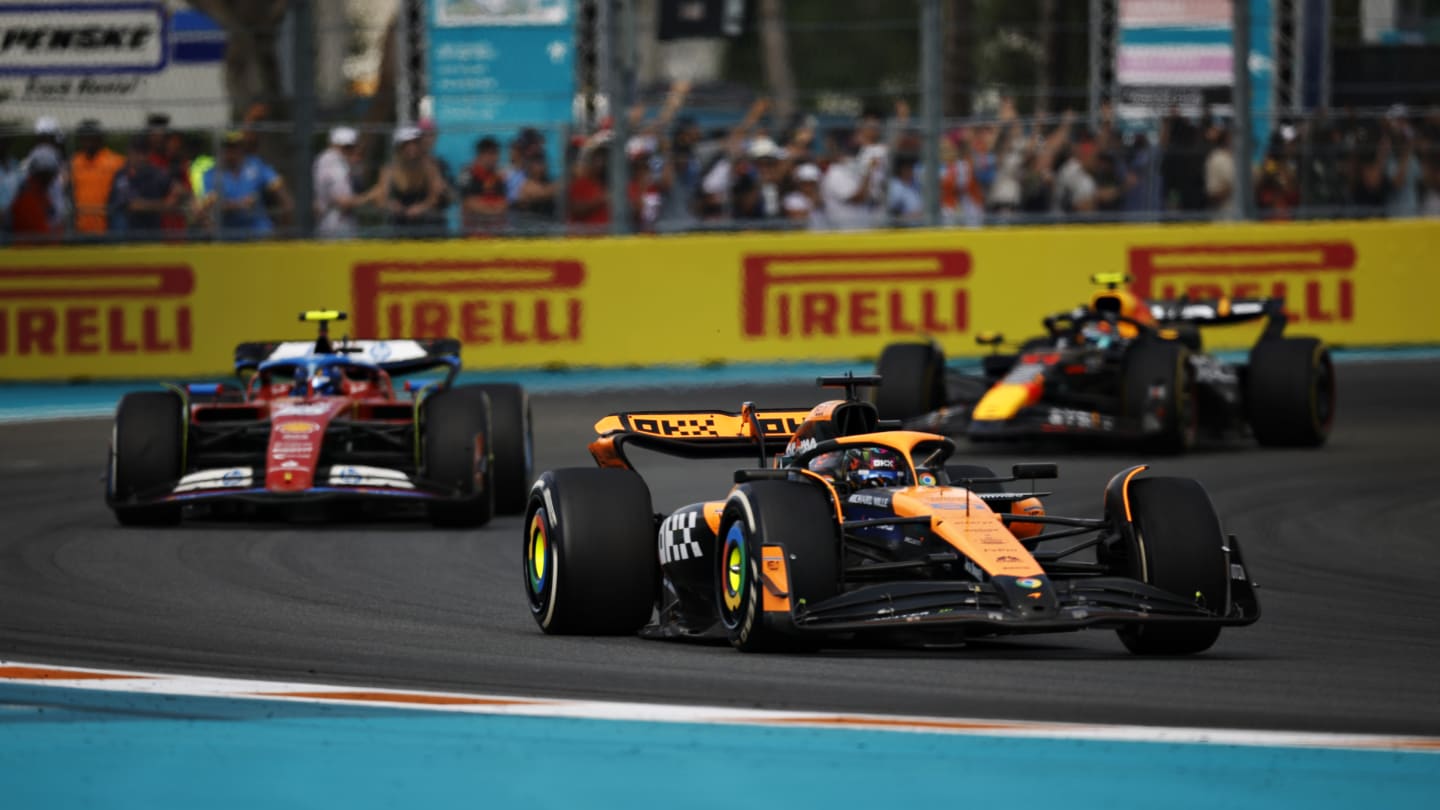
<box><xmin>1054</xmin><ymin>139</ymin><xmax>1099</xmax><ymax>214</ymax></box>
<box><xmin>783</xmin><ymin>162</ymin><xmax>828</xmax><ymax>230</ymax></box>
<box><xmin>1204</xmin><ymin>124</ymin><xmax>1239</xmax><ymax>220</ymax></box>
<box><xmin>821</xmin><ymin>132</ymin><xmax>886</xmax><ymax>231</ymax></box>
<box><xmin>23</xmin><ymin>116</ymin><xmax>70</xmax><ymax>229</ymax></box>
<box><xmin>313</xmin><ymin>127</ymin><xmax>360</xmax><ymax>238</ymax></box>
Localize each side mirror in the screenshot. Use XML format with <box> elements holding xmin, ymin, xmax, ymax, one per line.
<box><xmin>1012</xmin><ymin>462</ymin><xmax>1058</xmax><ymax>480</ymax></box>
<box><xmin>975</xmin><ymin>331</ymin><xmax>1004</xmax><ymax>347</ymax></box>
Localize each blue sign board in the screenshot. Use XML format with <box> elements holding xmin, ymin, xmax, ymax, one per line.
<box><xmin>425</xmin><ymin>0</ymin><xmax>575</xmax><ymax>189</ymax></box>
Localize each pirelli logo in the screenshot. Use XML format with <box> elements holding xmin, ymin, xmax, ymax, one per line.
<box><xmin>1129</xmin><ymin>242</ymin><xmax>1357</xmax><ymax>323</ymax></box>
<box><xmin>351</xmin><ymin>260</ymin><xmax>585</xmax><ymax>345</ymax></box>
<box><xmin>0</xmin><ymin>266</ymin><xmax>193</xmax><ymax>357</ymax></box>
<box><xmin>742</xmin><ymin>250</ymin><xmax>972</xmax><ymax>338</ymax></box>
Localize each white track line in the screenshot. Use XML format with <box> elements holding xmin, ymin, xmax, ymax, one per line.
<box><xmin>3</xmin><ymin>660</ymin><xmax>1437</xmax><ymax>753</ymax></box>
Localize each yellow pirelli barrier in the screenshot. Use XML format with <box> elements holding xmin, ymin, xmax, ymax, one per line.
<box><xmin>1</xmin><ymin>218</ymin><xmax>1437</xmax><ymax>380</ymax></box>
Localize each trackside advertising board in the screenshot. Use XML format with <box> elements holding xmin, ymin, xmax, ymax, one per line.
<box><xmin>0</xmin><ymin>219</ymin><xmax>1436</xmax><ymax>380</ymax></box>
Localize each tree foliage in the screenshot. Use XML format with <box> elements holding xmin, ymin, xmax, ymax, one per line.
<box><xmin>719</xmin><ymin>0</ymin><xmax>1091</xmax><ymax>119</ymax></box>
<box><xmin>184</xmin><ymin>0</ymin><xmax>290</xmax><ymax>123</ymax></box>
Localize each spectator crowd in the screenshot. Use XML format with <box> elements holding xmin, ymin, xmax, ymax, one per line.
<box><xmin>6</xmin><ymin>90</ymin><xmax>1440</xmax><ymax>243</ymax></box>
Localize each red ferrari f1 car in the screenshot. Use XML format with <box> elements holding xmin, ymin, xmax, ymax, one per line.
<box><xmin>522</xmin><ymin>375</ymin><xmax>1259</xmax><ymax>655</ymax></box>
<box><xmin>105</xmin><ymin>310</ymin><xmax>531</xmax><ymax>527</ymax></box>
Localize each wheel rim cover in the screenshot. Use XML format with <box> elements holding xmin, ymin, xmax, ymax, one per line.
<box><xmin>527</xmin><ymin>511</ymin><xmax>549</xmax><ymax>598</ymax></box>
<box><xmin>721</xmin><ymin>524</ymin><xmax>746</xmax><ymax>615</ymax></box>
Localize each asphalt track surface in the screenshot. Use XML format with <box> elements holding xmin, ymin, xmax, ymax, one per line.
<box><xmin>2</xmin><ymin>360</ymin><xmax>1438</xmax><ymax>736</ymax></box>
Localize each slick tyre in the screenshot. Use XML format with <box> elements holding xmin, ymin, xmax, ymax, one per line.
<box><xmin>524</xmin><ymin>468</ymin><xmax>657</xmax><ymax>634</ymax></box>
<box><xmin>1115</xmin><ymin>476</ymin><xmax>1228</xmax><ymax>655</ymax></box>
<box><xmin>472</xmin><ymin>383</ymin><xmax>533</xmax><ymax>514</ymax></box>
<box><xmin>423</xmin><ymin>387</ymin><xmax>494</xmax><ymax>527</ymax></box>
<box><xmin>1246</xmin><ymin>337</ymin><xmax>1334</xmax><ymax>447</ymax></box>
<box><xmin>109</xmin><ymin>391</ymin><xmax>184</xmax><ymax>526</ymax></box>
<box><xmin>1123</xmin><ymin>340</ymin><xmax>1197</xmax><ymax>454</ymax></box>
<box><xmin>717</xmin><ymin>481</ymin><xmax>840</xmax><ymax>652</ymax></box>
<box><xmin>874</xmin><ymin>342</ymin><xmax>945</xmax><ymax>420</ymax></box>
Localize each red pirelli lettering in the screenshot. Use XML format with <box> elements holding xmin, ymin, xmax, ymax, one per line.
<box><xmin>0</xmin><ymin>266</ymin><xmax>193</xmax><ymax>298</ymax></box>
<box><xmin>0</xmin><ymin>266</ymin><xmax>195</xmax><ymax>357</ymax></box>
<box><xmin>351</xmin><ymin>259</ymin><xmax>585</xmax><ymax>344</ymax></box>
<box><xmin>742</xmin><ymin>250</ymin><xmax>972</xmax><ymax>338</ymax></box>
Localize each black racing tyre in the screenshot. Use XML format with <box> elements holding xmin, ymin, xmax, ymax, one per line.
<box><xmin>423</xmin><ymin>386</ymin><xmax>494</xmax><ymax>527</ymax></box>
<box><xmin>874</xmin><ymin>342</ymin><xmax>945</xmax><ymax>420</ymax></box>
<box><xmin>1246</xmin><ymin>337</ymin><xmax>1334</xmax><ymax>447</ymax></box>
<box><xmin>1122</xmin><ymin>340</ymin><xmax>1196</xmax><ymax>454</ymax></box>
<box><xmin>524</xmin><ymin>468</ymin><xmax>657</xmax><ymax>634</ymax></box>
<box><xmin>1115</xmin><ymin>476</ymin><xmax>1228</xmax><ymax>655</ymax></box>
<box><xmin>108</xmin><ymin>390</ymin><xmax>185</xmax><ymax>526</ymax></box>
<box><xmin>472</xmin><ymin>383</ymin><xmax>533</xmax><ymax>514</ymax></box>
<box><xmin>717</xmin><ymin>480</ymin><xmax>840</xmax><ymax>652</ymax></box>
<box><xmin>943</xmin><ymin>464</ymin><xmax>1002</xmax><ymax>495</ymax></box>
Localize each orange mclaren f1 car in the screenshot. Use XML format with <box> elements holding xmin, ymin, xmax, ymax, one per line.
<box><xmin>872</xmin><ymin>273</ymin><xmax>1334</xmax><ymax>452</ymax></box>
<box><xmin>522</xmin><ymin>375</ymin><xmax>1259</xmax><ymax>654</ymax></box>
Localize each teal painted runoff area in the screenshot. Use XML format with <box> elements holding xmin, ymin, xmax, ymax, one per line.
<box><xmin>0</xmin><ymin>684</ymin><xmax>1437</xmax><ymax>810</ymax></box>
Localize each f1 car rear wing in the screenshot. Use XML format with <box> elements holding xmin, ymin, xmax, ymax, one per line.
<box><xmin>233</xmin><ymin>312</ymin><xmax>463</xmax><ymax>378</ymax></box>
<box><xmin>589</xmin><ymin>407</ymin><xmax>812</xmax><ymax>469</ymax></box>
<box><xmin>588</xmin><ymin>375</ymin><xmax>893</xmax><ymax>470</ymax></box>
<box><xmin>1089</xmin><ymin>273</ymin><xmax>1288</xmax><ymax>338</ymax></box>
<box><xmin>234</xmin><ymin>338</ymin><xmax>463</xmax><ymax>376</ymax></box>
<box><xmin>1147</xmin><ymin>297</ymin><xmax>1288</xmax><ymax>338</ymax></box>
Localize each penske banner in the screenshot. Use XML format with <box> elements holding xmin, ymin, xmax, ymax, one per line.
<box><xmin>1</xmin><ymin>219</ymin><xmax>1436</xmax><ymax>380</ymax></box>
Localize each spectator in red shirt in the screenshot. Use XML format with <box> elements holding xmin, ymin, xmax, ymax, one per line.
<box><xmin>567</xmin><ymin>140</ymin><xmax>610</xmax><ymax>230</ymax></box>
<box><xmin>461</xmin><ymin>136</ymin><xmax>508</xmax><ymax>234</ymax></box>
<box><xmin>9</xmin><ymin>148</ymin><xmax>61</xmax><ymax>240</ymax></box>
<box><xmin>141</xmin><ymin>113</ymin><xmax>192</xmax><ymax>235</ymax></box>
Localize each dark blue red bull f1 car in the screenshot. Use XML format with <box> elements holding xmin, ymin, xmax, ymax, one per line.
<box><xmin>873</xmin><ymin>273</ymin><xmax>1335</xmax><ymax>452</ymax></box>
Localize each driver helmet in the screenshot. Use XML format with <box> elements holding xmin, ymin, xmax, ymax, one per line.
<box><xmin>311</xmin><ymin>364</ymin><xmax>345</xmax><ymax>395</ymax></box>
<box><xmin>846</xmin><ymin>447</ymin><xmax>907</xmax><ymax>489</ymax></box>
<box><xmin>289</xmin><ymin>366</ymin><xmax>309</xmax><ymax>396</ymax></box>
<box><xmin>1080</xmin><ymin>320</ymin><xmax>1116</xmax><ymax>349</ymax></box>
<box><xmin>806</xmin><ymin>450</ymin><xmax>848</xmax><ymax>482</ymax></box>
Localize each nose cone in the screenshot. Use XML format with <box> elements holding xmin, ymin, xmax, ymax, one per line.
<box><xmin>995</xmin><ymin>575</ymin><xmax>1060</xmax><ymax>617</ymax></box>
<box><xmin>973</xmin><ymin>382</ymin><xmax>1040</xmax><ymax>421</ymax></box>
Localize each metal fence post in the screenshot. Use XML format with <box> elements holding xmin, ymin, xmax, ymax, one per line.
<box><xmin>1318</xmin><ymin>0</ymin><xmax>1332</xmax><ymax>109</ymax></box>
<box><xmin>1088</xmin><ymin>0</ymin><xmax>1102</xmax><ymax>132</ymax></box>
<box><xmin>606</xmin><ymin>0</ymin><xmax>632</xmax><ymax>235</ymax></box>
<box><xmin>292</xmin><ymin>0</ymin><xmax>317</xmax><ymax>238</ymax></box>
<box><xmin>1233</xmin><ymin>0</ymin><xmax>1255</xmax><ymax>221</ymax></box>
<box><xmin>920</xmin><ymin>0</ymin><xmax>942</xmax><ymax>228</ymax></box>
